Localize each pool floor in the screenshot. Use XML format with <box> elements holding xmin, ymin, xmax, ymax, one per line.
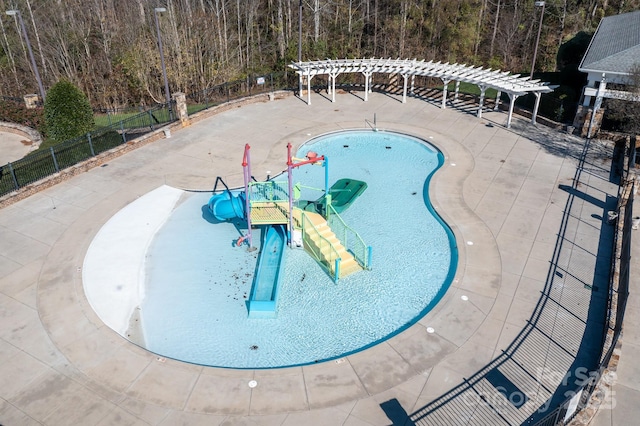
<box><xmin>140</xmin><ymin>131</ymin><xmax>457</xmax><ymax>368</ymax></box>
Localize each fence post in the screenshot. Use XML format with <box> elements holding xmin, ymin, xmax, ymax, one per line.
<box><xmin>7</xmin><ymin>162</ymin><xmax>19</xmax><ymax>189</ymax></box>
<box><xmin>87</xmin><ymin>133</ymin><xmax>95</xmax><ymax>156</ymax></box>
<box><xmin>50</xmin><ymin>147</ymin><xmax>59</xmax><ymax>172</ymax></box>
<box><xmin>148</xmin><ymin>110</ymin><xmax>155</xmax><ymax>131</ymax></box>
<box><xmin>120</xmin><ymin>122</ymin><xmax>127</xmax><ymax>143</ymax></box>
<box><xmin>226</xmin><ymin>82</ymin><xmax>230</xmax><ymax>104</ymax></box>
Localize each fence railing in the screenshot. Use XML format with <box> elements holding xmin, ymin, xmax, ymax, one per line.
<box><xmin>186</xmin><ymin>72</ymin><xmax>295</xmax><ymax>115</ymax></box>
<box><xmin>533</xmin><ymin>138</ymin><xmax>635</xmax><ymax>426</ymax></box>
<box><xmin>1</xmin><ymin>68</ymin><xmax>580</xmax><ymax>200</ymax></box>
<box><xmin>1</xmin><ymin>72</ymin><xmax>299</xmax><ymax>200</ymax></box>
<box><xmin>299</xmin><ymin>208</ymin><xmax>341</xmax><ymax>281</ymax></box>
<box><xmin>326</xmin><ymin>204</ymin><xmax>370</xmax><ymax>269</ymax></box>
<box><xmin>0</xmin><ymin>102</ymin><xmax>175</xmax><ymax>197</ymax></box>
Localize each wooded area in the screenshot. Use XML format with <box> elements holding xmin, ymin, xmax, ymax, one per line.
<box><xmin>1</xmin><ymin>0</ymin><xmax>639</xmax><ymax>108</ymax></box>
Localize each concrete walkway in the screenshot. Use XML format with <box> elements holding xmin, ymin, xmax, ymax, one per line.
<box><xmin>0</xmin><ymin>130</ymin><xmax>32</xmax><ymax>165</ymax></box>
<box><xmin>0</xmin><ymin>91</ymin><xmax>632</xmax><ymax>425</ymax></box>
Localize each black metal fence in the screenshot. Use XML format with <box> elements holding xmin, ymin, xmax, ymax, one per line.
<box><xmin>186</xmin><ymin>72</ymin><xmax>295</xmax><ymax>115</ymax></box>
<box><xmin>1</xmin><ymin>102</ymin><xmax>175</xmax><ymax>197</ymax></box>
<box><xmin>1</xmin><ymin>71</ymin><xmax>297</xmax><ymax>199</ymax></box>
<box><xmin>533</xmin><ymin>139</ymin><xmax>635</xmax><ymax>426</ymax></box>
<box><xmin>0</xmin><ymin>69</ymin><xmax>591</xmax><ymax>199</ymax></box>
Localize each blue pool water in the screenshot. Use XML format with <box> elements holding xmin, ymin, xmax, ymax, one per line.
<box><xmin>141</xmin><ymin>130</ymin><xmax>457</xmax><ymax>368</ymax></box>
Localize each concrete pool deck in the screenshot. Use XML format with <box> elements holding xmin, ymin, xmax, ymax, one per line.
<box><xmin>0</xmin><ymin>91</ymin><xmax>636</xmax><ymax>425</ymax></box>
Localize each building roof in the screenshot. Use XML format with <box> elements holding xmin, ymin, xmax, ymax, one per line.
<box><xmin>580</xmin><ymin>10</ymin><xmax>640</xmax><ymax>75</ymax></box>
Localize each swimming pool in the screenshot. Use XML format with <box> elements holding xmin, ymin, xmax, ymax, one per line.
<box><xmin>140</xmin><ymin>130</ymin><xmax>457</xmax><ymax>368</ymax></box>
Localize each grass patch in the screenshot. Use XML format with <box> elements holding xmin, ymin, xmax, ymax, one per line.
<box><xmin>436</xmin><ymin>81</ymin><xmax>499</xmax><ymax>98</ymax></box>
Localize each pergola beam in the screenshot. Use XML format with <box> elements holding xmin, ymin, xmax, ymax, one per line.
<box><xmin>288</xmin><ymin>59</ymin><xmax>553</xmax><ymax>124</ymax></box>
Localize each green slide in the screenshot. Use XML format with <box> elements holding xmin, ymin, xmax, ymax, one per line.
<box><xmin>301</xmin><ymin>178</ymin><xmax>367</xmax><ymax>215</ymax></box>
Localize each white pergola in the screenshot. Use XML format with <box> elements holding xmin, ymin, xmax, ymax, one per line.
<box><xmin>288</xmin><ymin>58</ymin><xmax>553</xmax><ymax>128</ymax></box>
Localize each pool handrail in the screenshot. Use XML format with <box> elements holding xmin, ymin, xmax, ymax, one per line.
<box><xmin>297</xmin><ymin>208</ymin><xmax>342</xmax><ymax>282</ymax></box>
<box><xmin>326</xmin><ymin>204</ymin><xmax>370</xmax><ymax>269</ymax></box>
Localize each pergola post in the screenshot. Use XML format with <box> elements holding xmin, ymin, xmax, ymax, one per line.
<box><xmin>298</xmin><ymin>72</ymin><xmax>302</xmax><ymax>99</ymax></box>
<box><xmin>288</xmin><ymin>58</ymin><xmax>551</xmax><ymax>110</ymax></box>
<box><xmin>330</xmin><ymin>72</ymin><xmax>338</xmax><ymax>102</ymax></box>
<box><xmin>477</xmin><ymin>85</ymin><xmax>487</xmax><ymax>118</ymax></box>
<box><xmin>362</xmin><ymin>71</ymin><xmax>372</xmax><ymax>101</ymax></box>
<box><xmin>441</xmin><ymin>78</ymin><xmax>451</xmax><ymax>109</ymax></box>
<box><xmin>402</xmin><ymin>74</ymin><xmax>408</xmax><ymax>103</ymax></box>
<box><xmin>494</xmin><ymin>91</ymin><xmax>502</xmax><ymax>111</ymax></box>
<box><xmin>531</xmin><ymin>92</ymin><xmax>542</xmax><ymax>125</ymax></box>
<box><xmin>506</xmin><ymin>93</ymin><xmax>519</xmax><ymax>128</ymax></box>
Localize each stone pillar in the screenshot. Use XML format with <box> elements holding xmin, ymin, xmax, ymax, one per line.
<box><xmin>172</xmin><ymin>92</ymin><xmax>189</xmax><ymax>127</ymax></box>
<box><xmin>24</xmin><ymin>94</ymin><xmax>39</xmax><ymax>109</ymax></box>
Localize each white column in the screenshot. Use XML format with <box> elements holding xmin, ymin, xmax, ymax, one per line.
<box><xmin>402</xmin><ymin>74</ymin><xmax>408</xmax><ymax>103</ymax></box>
<box><xmin>454</xmin><ymin>81</ymin><xmax>460</xmax><ymax>101</ymax></box>
<box><xmin>307</xmin><ymin>74</ymin><xmax>312</xmax><ymax>105</ymax></box>
<box><xmin>494</xmin><ymin>91</ymin><xmax>502</xmax><ymax>111</ymax></box>
<box><xmin>327</xmin><ymin>75</ymin><xmax>332</xmax><ymax>95</ymax></box>
<box><xmin>507</xmin><ymin>93</ymin><xmax>519</xmax><ymax>128</ymax></box>
<box><xmin>441</xmin><ymin>78</ymin><xmax>450</xmax><ymax>109</ymax></box>
<box><xmin>362</xmin><ymin>71</ymin><xmax>372</xmax><ymax>101</ymax></box>
<box><xmin>531</xmin><ymin>92</ymin><xmax>542</xmax><ymax>125</ymax></box>
<box><xmin>477</xmin><ymin>85</ymin><xmax>487</xmax><ymax>118</ymax></box>
<box><xmin>331</xmin><ymin>73</ymin><xmax>337</xmax><ymax>103</ymax></box>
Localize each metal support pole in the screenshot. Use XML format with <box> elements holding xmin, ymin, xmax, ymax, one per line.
<box><xmin>87</xmin><ymin>133</ymin><xmax>95</xmax><ymax>156</ymax></box>
<box><xmin>154</xmin><ymin>8</ymin><xmax>171</xmax><ymax>115</ymax></box>
<box><xmin>8</xmin><ymin>163</ymin><xmax>19</xmax><ymax>189</ymax></box>
<box><xmin>6</xmin><ymin>10</ymin><xmax>45</xmax><ymax>102</ymax></box>
<box><xmin>297</xmin><ymin>0</ymin><xmax>303</xmax><ymax>99</ymax></box>
<box><xmin>530</xmin><ymin>2</ymin><xmax>545</xmax><ymax>79</ymax></box>
<box><xmin>50</xmin><ymin>147</ymin><xmax>59</xmax><ymax>172</ymax></box>
<box><xmin>287</xmin><ymin>143</ymin><xmax>295</xmax><ymax>245</ymax></box>
<box><xmin>242</xmin><ymin>144</ymin><xmax>253</xmax><ymax>249</ymax></box>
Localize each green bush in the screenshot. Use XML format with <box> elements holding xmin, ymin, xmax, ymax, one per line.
<box><xmin>44</xmin><ymin>80</ymin><xmax>94</xmax><ymax>143</ymax></box>
<box><xmin>0</xmin><ymin>99</ymin><xmax>45</xmax><ymax>135</ymax></box>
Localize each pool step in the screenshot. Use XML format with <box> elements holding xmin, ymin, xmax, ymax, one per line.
<box><xmin>299</xmin><ymin>211</ymin><xmax>362</xmax><ymax>279</ymax></box>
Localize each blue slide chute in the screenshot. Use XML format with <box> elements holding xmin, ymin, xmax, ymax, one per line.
<box><xmin>208</xmin><ymin>191</ymin><xmax>246</xmax><ymax>221</ymax></box>
<box><xmin>248</xmin><ymin>224</ymin><xmax>287</xmax><ymax>318</ymax></box>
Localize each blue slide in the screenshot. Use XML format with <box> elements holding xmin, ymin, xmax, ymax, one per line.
<box><xmin>208</xmin><ymin>191</ymin><xmax>246</xmax><ymax>220</ymax></box>
<box><xmin>248</xmin><ymin>224</ymin><xmax>286</xmax><ymax>318</ymax></box>
<box><xmin>208</xmin><ymin>191</ymin><xmax>287</xmax><ymax>318</ymax></box>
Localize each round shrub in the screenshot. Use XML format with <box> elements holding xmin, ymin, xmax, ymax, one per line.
<box><xmin>44</xmin><ymin>80</ymin><xmax>94</xmax><ymax>143</ymax></box>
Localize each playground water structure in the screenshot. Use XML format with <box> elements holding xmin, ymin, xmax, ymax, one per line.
<box><xmin>132</xmin><ymin>130</ymin><xmax>458</xmax><ymax>368</ymax></box>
